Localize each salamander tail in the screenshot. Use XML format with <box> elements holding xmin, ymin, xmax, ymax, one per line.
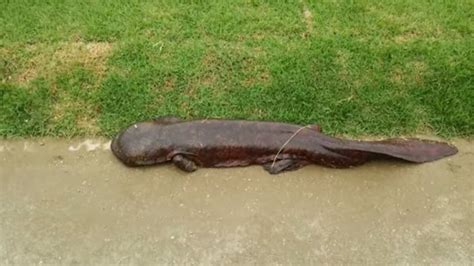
<box><xmin>323</xmin><ymin>137</ymin><xmax>458</xmax><ymax>163</ymax></box>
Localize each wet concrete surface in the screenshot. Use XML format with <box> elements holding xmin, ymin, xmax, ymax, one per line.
<box><xmin>0</xmin><ymin>138</ymin><xmax>473</xmax><ymax>265</ymax></box>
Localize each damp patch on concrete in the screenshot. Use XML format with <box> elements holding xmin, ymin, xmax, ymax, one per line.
<box><xmin>68</xmin><ymin>139</ymin><xmax>111</xmax><ymax>151</ymax></box>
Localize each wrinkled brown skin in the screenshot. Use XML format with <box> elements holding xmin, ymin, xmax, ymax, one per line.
<box><xmin>111</xmin><ymin>117</ymin><xmax>458</xmax><ymax>174</ymax></box>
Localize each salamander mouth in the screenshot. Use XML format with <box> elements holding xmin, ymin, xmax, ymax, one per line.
<box><xmin>111</xmin><ymin>135</ymin><xmax>169</xmax><ymax>166</ymax></box>
<box><xmin>110</xmin><ymin>135</ymin><xmax>128</xmax><ymax>164</ymax></box>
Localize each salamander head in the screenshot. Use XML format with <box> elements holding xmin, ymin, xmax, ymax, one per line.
<box><xmin>111</xmin><ymin>122</ymin><xmax>171</xmax><ymax>166</ymax></box>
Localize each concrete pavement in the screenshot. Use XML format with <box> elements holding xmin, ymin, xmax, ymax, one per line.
<box><xmin>1</xmin><ymin>138</ymin><xmax>472</xmax><ymax>264</ymax></box>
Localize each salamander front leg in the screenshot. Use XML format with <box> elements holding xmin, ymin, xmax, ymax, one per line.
<box><xmin>172</xmin><ymin>155</ymin><xmax>197</xmax><ymax>172</ymax></box>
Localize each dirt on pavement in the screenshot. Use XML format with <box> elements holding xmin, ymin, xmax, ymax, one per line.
<box><xmin>1</xmin><ymin>138</ymin><xmax>473</xmax><ymax>264</ymax></box>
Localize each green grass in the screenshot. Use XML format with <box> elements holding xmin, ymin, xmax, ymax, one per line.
<box><xmin>1</xmin><ymin>0</ymin><xmax>473</xmax><ymax>137</ymax></box>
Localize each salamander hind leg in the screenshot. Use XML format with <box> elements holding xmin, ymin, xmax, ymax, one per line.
<box><xmin>263</xmin><ymin>159</ymin><xmax>309</xmax><ymax>175</ymax></box>
<box><xmin>172</xmin><ymin>155</ymin><xmax>197</xmax><ymax>172</ymax></box>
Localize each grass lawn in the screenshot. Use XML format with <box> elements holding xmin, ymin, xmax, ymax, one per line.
<box><xmin>1</xmin><ymin>0</ymin><xmax>473</xmax><ymax>137</ymax></box>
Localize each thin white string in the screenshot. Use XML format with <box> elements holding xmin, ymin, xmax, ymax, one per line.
<box><xmin>271</xmin><ymin>125</ymin><xmax>311</xmax><ymax>168</ymax></box>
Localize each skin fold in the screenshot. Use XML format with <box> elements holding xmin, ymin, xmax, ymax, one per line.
<box><xmin>111</xmin><ymin>117</ymin><xmax>458</xmax><ymax>174</ymax></box>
